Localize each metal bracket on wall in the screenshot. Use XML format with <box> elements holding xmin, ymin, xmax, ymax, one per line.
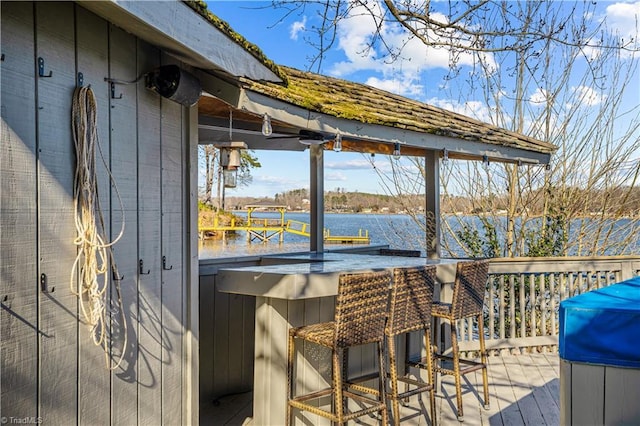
<box><xmin>77</xmin><ymin>72</ymin><xmax>84</xmax><ymax>87</ymax></box>
<box><xmin>40</xmin><ymin>273</ymin><xmax>54</xmax><ymax>293</ymax></box>
<box><xmin>112</xmin><ymin>270</ymin><xmax>124</xmax><ymax>281</ymax></box>
<box><xmin>38</xmin><ymin>57</ymin><xmax>52</xmax><ymax>78</ymax></box>
<box><xmin>162</xmin><ymin>256</ymin><xmax>173</xmax><ymax>271</ymax></box>
<box><xmin>1</xmin><ymin>53</ymin><xmax>5</xmax><ymax>61</ymax></box>
<box><xmin>109</xmin><ymin>82</ymin><xmax>122</xmax><ymax>100</ymax></box>
<box><xmin>139</xmin><ymin>259</ymin><xmax>150</xmax><ymax>275</ymax></box>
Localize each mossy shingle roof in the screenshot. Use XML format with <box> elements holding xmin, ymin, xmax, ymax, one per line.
<box><xmin>241</xmin><ymin>66</ymin><xmax>556</xmax><ymax>155</ymax></box>
<box><xmin>184</xmin><ymin>0</ymin><xmax>287</xmax><ymax>83</ymax></box>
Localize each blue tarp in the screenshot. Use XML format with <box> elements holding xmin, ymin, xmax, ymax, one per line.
<box><xmin>559</xmin><ymin>276</ymin><xmax>640</xmax><ymax>368</ymax></box>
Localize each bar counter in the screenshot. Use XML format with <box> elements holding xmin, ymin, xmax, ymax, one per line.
<box><xmin>217</xmin><ymin>253</ymin><xmax>459</xmax><ymax>425</ymax></box>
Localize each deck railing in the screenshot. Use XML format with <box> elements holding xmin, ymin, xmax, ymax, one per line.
<box><xmin>455</xmin><ymin>256</ymin><xmax>640</xmax><ymax>354</ymax></box>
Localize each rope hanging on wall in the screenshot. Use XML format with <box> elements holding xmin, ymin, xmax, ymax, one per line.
<box><xmin>71</xmin><ymin>85</ymin><xmax>127</xmax><ymax>370</ymax></box>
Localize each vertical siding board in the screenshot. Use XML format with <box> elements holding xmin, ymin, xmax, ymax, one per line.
<box><xmin>34</xmin><ymin>2</ymin><xmax>79</xmax><ymax>423</ymax></box>
<box><xmin>212</xmin><ymin>285</ymin><xmax>230</xmax><ymax>395</ymax></box>
<box><xmin>136</xmin><ymin>40</ymin><xmax>163</xmax><ymax>426</ymax></box>
<box><xmin>136</xmin><ymin>40</ymin><xmax>162</xmax><ymax>425</ymax></box>
<box><xmin>74</xmin><ymin>6</ymin><xmax>112</xmax><ymax>424</ymax></box>
<box><xmin>108</xmin><ymin>24</ymin><xmax>139</xmax><ymax>426</ymax></box>
<box><xmin>242</xmin><ymin>294</ymin><xmax>256</xmax><ymax>388</ymax></box>
<box><xmin>604</xmin><ymin>366</ymin><xmax>640</xmax><ymax>424</ymax></box>
<box><xmin>227</xmin><ymin>293</ymin><xmax>244</xmax><ymax>393</ymax></box>
<box><xmin>0</xmin><ymin>1</ymin><xmax>38</xmax><ymax>418</ymax></box>
<box><xmin>185</xmin><ymin>103</ymin><xmax>200</xmax><ymax>425</ymax></box>
<box><xmin>571</xmin><ymin>363</ymin><xmax>604</xmax><ymax>425</ymax></box>
<box><xmin>159</xmin><ymin>53</ymin><xmax>184</xmax><ymax>426</ymax></box>
<box><xmin>198</xmin><ymin>276</ymin><xmax>215</xmax><ymax>404</ymax></box>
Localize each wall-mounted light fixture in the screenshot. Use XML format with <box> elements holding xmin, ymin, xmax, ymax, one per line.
<box><xmin>106</xmin><ymin>65</ymin><xmax>201</xmax><ymax>106</ymax></box>
<box><xmin>261</xmin><ymin>113</ymin><xmax>273</xmax><ymax>136</ymax></box>
<box><xmin>392</xmin><ymin>142</ymin><xmax>401</xmax><ymax>160</ymax></box>
<box><xmin>333</xmin><ymin>132</ymin><xmax>342</xmax><ymax>152</ymax></box>
<box><xmin>145</xmin><ymin>65</ymin><xmax>201</xmax><ymax>107</ymax></box>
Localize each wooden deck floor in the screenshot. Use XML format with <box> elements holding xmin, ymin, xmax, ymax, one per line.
<box><xmin>200</xmin><ymin>353</ymin><xmax>560</xmax><ymax>426</ymax></box>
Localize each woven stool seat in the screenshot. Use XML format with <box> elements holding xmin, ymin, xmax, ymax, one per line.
<box><xmin>290</xmin><ymin>321</ymin><xmax>336</xmax><ymax>346</ymax></box>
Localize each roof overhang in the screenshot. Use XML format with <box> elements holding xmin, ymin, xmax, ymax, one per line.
<box><xmin>197</xmin><ymin>84</ymin><xmax>552</xmax><ymax>165</ymax></box>
<box><xmin>76</xmin><ymin>0</ymin><xmax>282</xmax><ymax>82</ymax></box>
<box><xmin>238</xmin><ymin>90</ymin><xmax>551</xmax><ymax>165</ymax></box>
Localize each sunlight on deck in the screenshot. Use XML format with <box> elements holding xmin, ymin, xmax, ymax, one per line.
<box><xmin>201</xmin><ymin>353</ymin><xmax>560</xmax><ymax>426</ymax></box>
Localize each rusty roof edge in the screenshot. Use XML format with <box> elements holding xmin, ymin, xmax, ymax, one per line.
<box><xmin>183</xmin><ymin>0</ymin><xmax>288</xmax><ymax>85</ymax></box>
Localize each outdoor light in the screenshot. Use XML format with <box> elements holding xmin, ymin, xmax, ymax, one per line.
<box><xmin>217</xmin><ymin>141</ymin><xmax>247</xmax><ymax>189</ymax></box>
<box><xmin>261</xmin><ymin>113</ymin><xmax>273</xmax><ymax>136</ymax></box>
<box><xmin>333</xmin><ymin>132</ymin><xmax>342</xmax><ymax>152</ymax></box>
<box><xmin>392</xmin><ymin>142</ymin><xmax>401</xmax><ymax>160</ymax></box>
<box><xmin>442</xmin><ymin>148</ymin><xmax>449</xmax><ymax>166</ymax></box>
<box><xmin>144</xmin><ymin>65</ymin><xmax>201</xmax><ymax>107</ymax></box>
<box><xmin>223</xmin><ymin>169</ymin><xmax>237</xmax><ymax>188</ymax></box>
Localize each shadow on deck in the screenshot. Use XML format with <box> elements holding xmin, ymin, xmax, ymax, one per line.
<box><xmin>201</xmin><ymin>353</ymin><xmax>560</xmax><ymax>425</ymax></box>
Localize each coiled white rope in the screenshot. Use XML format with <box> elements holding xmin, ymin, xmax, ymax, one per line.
<box><xmin>71</xmin><ymin>85</ymin><xmax>127</xmax><ymax>370</ymax></box>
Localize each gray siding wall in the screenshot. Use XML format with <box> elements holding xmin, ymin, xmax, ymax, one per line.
<box><xmin>1</xmin><ymin>2</ymin><xmax>194</xmax><ymax>424</ymax></box>
<box><xmin>199</xmin><ymin>270</ymin><xmax>256</xmax><ymax>404</ymax></box>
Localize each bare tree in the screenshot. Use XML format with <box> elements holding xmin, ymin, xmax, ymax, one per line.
<box><xmin>273</xmin><ymin>1</ymin><xmax>638</xmax><ymax>74</ymax></box>
<box><xmin>298</xmin><ymin>1</ymin><xmax>640</xmax><ymax>257</ymax></box>
<box><xmin>198</xmin><ymin>145</ymin><xmax>261</xmax><ymax>210</ymax></box>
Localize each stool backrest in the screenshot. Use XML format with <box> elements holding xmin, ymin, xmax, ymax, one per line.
<box><xmin>387</xmin><ymin>266</ymin><xmax>436</xmax><ymax>336</ymax></box>
<box><xmin>335</xmin><ymin>270</ymin><xmax>391</xmax><ymax>348</ymax></box>
<box><xmin>451</xmin><ymin>259</ymin><xmax>490</xmax><ymax>319</ymax></box>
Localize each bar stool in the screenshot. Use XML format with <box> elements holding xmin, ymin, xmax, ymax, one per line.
<box><xmin>386</xmin><ymin>265</ymin><xmax>438</xmax><ymax>426</ymax></box>
<box><xmin>286</xmin><ymin>270</ymin><xmax>391</xmax><ymax>425</ymax></box>
<box><xmin>430</xmin><ymin>259</ymin><xmax>490</xmax><ymax>422</ymax></box>
<box><xmin>346</xmin><ymin>266</ymin><xmax>438</xmax><ymax>425</ymax></box>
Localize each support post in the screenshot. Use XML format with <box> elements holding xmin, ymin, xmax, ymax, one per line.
<box><xmin>309</xmin><ymin>144</ymin><xmax>324</xmax><ymax>253</ymax></box>
<box><xmin>425</xmin><ymin>150</ymin><xmax>441</xmax><ymax>259</ymax></box>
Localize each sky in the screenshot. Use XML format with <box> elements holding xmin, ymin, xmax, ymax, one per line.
<box><xmin>204</xmin><ymin>1</ymin><xmax>640</xmax><ymax>199</ymax></box>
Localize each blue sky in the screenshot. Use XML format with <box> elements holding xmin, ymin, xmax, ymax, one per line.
<box><xmin>206</xmin><ymin>1</ymin><xmax>640</xmax><ymax>198</ymax></box>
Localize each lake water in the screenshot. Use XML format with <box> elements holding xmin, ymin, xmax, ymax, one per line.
<box><xmin>199</xmin><ymin>212</ymin><xmax>426</xmax><ymax>258</ymax></box>
<box><xmin>199</xmin><ymin>211</ymin><xmax>640</xmax><ymax>259</ymax></box>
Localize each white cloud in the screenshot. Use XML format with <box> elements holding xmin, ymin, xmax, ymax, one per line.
<box><xmin>326</xmin><ymin>159</ymin><xmax>373</xmax><ymax>170</ymax></box>
<box><xmin>529</xmin><ymin>88</ymin><xmax>549</xmax><ymax>105</ymax></box>
<box><xmin>325</xmin><ymin>172</ymin><xmax>348</xmax><ymax>181</ymax></box>
<box><xmin>290</xmin><ymin>16</ymin><xmax>307</xmax><ymax>41</ymax></box>
<box><xmin>606</xmin><ymin>1</ymin><xmax>640</xmax><ymax>36</ymax></box>
<box><xmin>254</xmin><ymin>175</ymin><xmax>303</xmax><ymax>186</ymax></box>
<box><xmin>328</xmin><ymin>2</ymin><xmax>493</xmax><ymax>84</ymax></box>
<box><xmin>365</xmin><ymin>76</ymin><xmax>423</xmax><ymax>97</ymax></box>
<box><xmin>572</xmin><ymin>85</ymin><xmax>606</xmax><ymax>107</ymax></box>
<box><xmin>425</xmin><ymin>97</ymin><xmax>492</xmax><ymax>124</ymax></box>
<box><xmin>585</xmin><ymin>1</ymin><xmax>640</xmax><ymax>59</ymax></box>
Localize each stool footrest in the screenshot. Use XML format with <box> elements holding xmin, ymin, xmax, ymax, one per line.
<box><xmin>289</xmin><ymin>390</ymin><xmax>385</xmax><ymax>422</ymax></box>
<box><xmin>434</xmin><ymin>354</ymin><xmax>487</xmax><ymax>375</ymax></box>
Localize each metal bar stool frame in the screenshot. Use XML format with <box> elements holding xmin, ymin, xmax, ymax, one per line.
<box><xmin>346</xmin><ymin>266</ymin><xmax>438</xmax><ymax>425</ymax></box>
<box><xmin>386</xmin><ymin>266</ymin><xmax>438</xmax><ymax>426</ymax></box>
<box><xmin>286</xmin><ymin>270</ymin><xmax>391</xmax><ymax>425</ymax></box>
<box><xmin>429</xmin><ymin>259</ymin><xmax>490</xmax><ymax>422</ymax></box>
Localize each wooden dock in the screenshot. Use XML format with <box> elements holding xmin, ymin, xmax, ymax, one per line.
<box><xmin>199</xmin><ymin>206</ymin><xmax>370</xmax><ymax>244</ymax></box>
